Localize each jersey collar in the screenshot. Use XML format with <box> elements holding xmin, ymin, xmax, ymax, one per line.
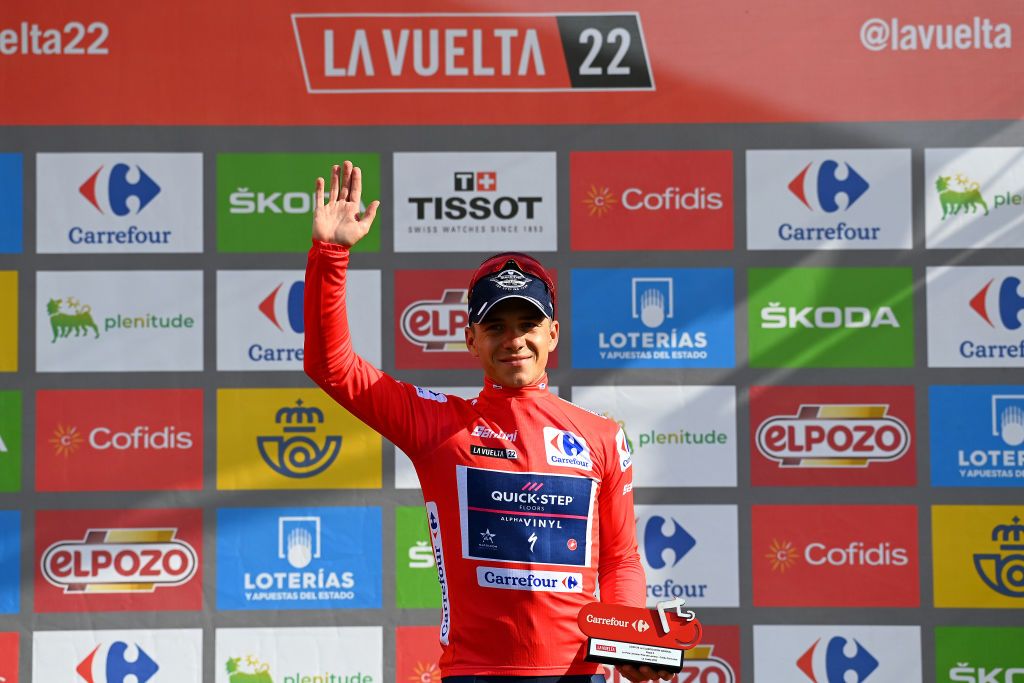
<box><xmin>481</xmin><ymin>373</ymin><xmax>550</xmax><ymax>399</ymax></box>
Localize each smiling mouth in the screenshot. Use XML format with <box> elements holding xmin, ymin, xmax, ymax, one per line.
<box><xmin>500</xmin><ymin>356</ymin><xmax>532</xmax><ymax>365</ymax></box>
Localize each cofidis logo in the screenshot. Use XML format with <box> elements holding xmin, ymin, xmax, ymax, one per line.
<box><xmin>746</xmin><ymin>149</ymin><xmax>912</xmax><ymax>250</ymax></box>
<box><xmin>36</xmin><ymin>271</ymin><xmax>202</xmax><ymax>372</ymax></box>
<box><xmin>396</xmin><ymin>626</ymin><xmax>443</xmax><ymax>683</ymax></box>
<box><xmin>571</xmin><ymin>268</ymin><xmax>734</xmax><ymax>368</ymax></box>
<box><xmin>0</xmin><ymin>154</ymin><xmax>22</xmax><ymax>253</ymax></box>
<box><xmin>217</xmin><ymin>506</ymin><xmax>381</xmax><ymax>610</ymax></box>
<box><xmin>926</xmin><ymin>147</ymin><xmax>1024</xmax><ymax>249</ymax></box>
<box><xmin>928</xmin><ymin>267</ymin><xmax>1024</xmax><ymax>367</ymax></box>
<box><xmin>396</xmin><ymin>506</ymin><xmax>441</xmax><ymax>609</ymax></box>
<box><xmin>217</xmin><ymin>153</ymin><xmax>380</xmax><ymax>253</ymax></box>
<box><xmin>215</xmin><ymin>626</ymin><xmax>381</xmax><ymax>683</ymax></box>
<box><xmin>217</xmin><ymin>388</ymin><xmax>381</xmax><ymax>490</ymax></box>
<box><xmin>32</xmin><ymin>629</ymin><xmax>203</xmax><ymax>683</ymax></box>
<box><xmin>393</xmin><ymin>152</ymin><xmax>557</xmax><ymax>253</ymax></box>
<box><xmin>931</xmin><ymin>386</ymin><xmax>1024</xmax><ymax>487</ymax></box>
<box><xmin>571</xmin><ymin>385</ymin><xmax>736</xmax><ymax>487</ymax></box>
<box><xmin>0</xmin><ymin>272</ymin><xmax>16</xmax><ymax>372</ymax></box>
<box><xmin>636</xmin><ymin>505</ymin><xmax>739</xmax><ymax>607</ymax></box>
<box><xmin>753</xmin><ymin>505</ymin><xmax>919</xmax><ymax>607</ymax></box>
<box><xmin>36</xmin><ymin>153</ymin><xmax>203</xmax><ymax>253</ymax></box>
<box><xmin>935</xmin><ymin>627</ymin><xmax>1024</xmax><ymax>683</ymax></box>
<box><xmin>933</xmin><ymin>505</ymin><xmax>1024</xmax><ymax>608</ymax></box>
<box><xmin>748</xmin><ymin>267</ymin><xmax>913</xmax><ymax>368</ymax></box>
<box><xmin>217</xmin><ymin>270</ymin><xmax>381</xmax><ymax>370</ymax></box>
<box><xmin>750</xmin><ymin>385</ymin><xmax>915</xmax><ymax>487</ymax></box>
<box><xmin>34</xmin><ymin>508</ymin><xmax>202</xmax><ymax>612</ymax></box>
<box><xmin>754</xmin><ymin>625</ymin><xmax>922</xmax><ymax>682</ymax></box>
<box><xmin>0</xmin><ymin>392</ymin><xmax>21</xmax><ymax>492</ymax></box>
<box><xmin>0</xmin><ymin>512</ymin><xmax>19</xmax><ymax>614</ymax></box>
<box><xmin>35</xmin><ymin>389</ymin><xmax>202</xmax><ymax>492</ymax></box>
<box><xmin>570</xmin><ymin>151</ymin><xmax>732</xmax><ymax>251</ymax></box>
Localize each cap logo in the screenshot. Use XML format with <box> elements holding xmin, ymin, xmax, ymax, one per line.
<box><xmin>490</xmin><ymin>269</ymin><xmax>532</xmax><ymax>291</ymax></box>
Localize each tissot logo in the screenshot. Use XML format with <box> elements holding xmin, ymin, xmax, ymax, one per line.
<box><xmin>291</xmin><ymin>13</ymin><xmax>653</xmax><ymax>93</ymax></box>
<box><xmin>752</xmin><ymin>505</ymin><xmax>919</xmax><ymax>607</ymax></box>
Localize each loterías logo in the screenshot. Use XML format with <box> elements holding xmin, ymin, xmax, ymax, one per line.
<box><xmin>79</xmin><ymin>164</ymin><xmax>161</xmax><ymax>216</ymax></box>
<box><xmin>291</xmin><ymin>13</ymin><xmax>653</xmax><ymax>92</ymax></box>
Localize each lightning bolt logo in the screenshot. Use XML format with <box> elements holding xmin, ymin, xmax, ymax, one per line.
<box><xmin>528</xmin><ymin>532</ymin><xmax>538</xmax><ymax>553</ymax></box>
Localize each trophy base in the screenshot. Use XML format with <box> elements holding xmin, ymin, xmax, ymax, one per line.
<box><xmin>584</xmin><ymin>637</ymin><xmax>683</xmax><ymax>673</ymax></box>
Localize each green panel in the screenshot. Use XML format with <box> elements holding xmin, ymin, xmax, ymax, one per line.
<box><xmin>747</xmin><ymin>267</ymin><xmax>914</xmax><ymax>368</ymax></box>
<box><xmin>935</xmin><ymin>627</ymin><xmax>1024</xmax><ymax>681</ymax></box>
<box><xmin>217</xmin><ymin>153</ymin><xmax>381</xmax><ymax>253</ymax></box>
<box><xmin>395</xmin><ymin>505</ymin><xmax>441</xmax><ymax>609</ymax></box>
<box><xmin>0</xmin><ymin>392</ymin><xmax>21</xmax><ymax>492</ymax></box>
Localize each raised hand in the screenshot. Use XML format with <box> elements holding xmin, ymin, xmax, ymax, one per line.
<box><xmin>312</xmin><ymin>161</ymin><xmax>380</xmax><ymax>247</ymax></box>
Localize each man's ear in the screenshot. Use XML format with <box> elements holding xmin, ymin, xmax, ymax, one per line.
<box><xmin>548</xmin><ymin>319</ymin><xmax>559</xmax><ymax>352</ymax></box>
<box><xmin>465</xmin><ymin>325</ymin><xmax>480</xmax><ymax>357</ymax></box>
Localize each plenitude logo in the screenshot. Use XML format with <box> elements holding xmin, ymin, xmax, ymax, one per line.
<box><xmin>217</xmin><ymin>388</ymin><xmax>381</xmax><ymax>490</ymax></box>
<box><xmin>32</xmin><ymin>629</ymin><xmax>203</xmax><ymax>683</ymax></box>
<box><xmin>753</xmin><ymin>505</ymin><xmax>919</xmax><ymax>607</ymax></box>
<box><xmin>215</xmin><ymin>627</ymin><xmax>381</xmax><ymax>683</ymax></box>
<box><xmin>216</xmin><ymin>506</ymin><xmax>381</xmax><ymax>610</ymax></box>
<box><xmin>217</xmin><ymin>153</ymin><xmax>381</xmax><ymax>253</ymax></box>
<box><xmin>0</xmin><ymin>154</ymin><xmax>22</xmax><ymax>253</ymax></box>
<box><xmin>754</xmin><ymin>625</ymin><xmax>922</xmax><ymax>683</ymax></box>
<box><xmin>291</xmin><ymin>13</ymin><xmax>653</xmax><ymax>92</ymax></box>
<box><xmin>393</xmin><ymin>152</ymin><xmax>557</xmax><ymax>252</ymax></box>
<box><xmin>396</xmin><ymin>506</ymin><xmax>441</xmax><ymax>608</ymax></box>
<box><xmin>36</xmin><ymin>152</ymin><xmax>203</xmax><ymax>253</ymax></box>
<box><xmin>571</xmin><ymin>385</ymin><xmax>736</xmax><ymax>487</ymax></box>
<box><xmin>636</xmin><ymin>505</ymin><xmax>739</xmax><ymax>607</ymax></box>
<box><xmin>750</xmin><ymin>385</ymin><xmax>916</xmax><ymax>487</ymax></box>
<box><xmin>0</xmin><ymin>512</ymin><xmax>19</xmax><ymax>614</ymax></box>
<box><xmin>34</xmin><ymin>508</ymin><xmax>202</xmax><ymax>613</ymax></box>
<box><xmin>935</xmin><ymin>627</ymin><xmax>1024</xmax><ymax>683</ymax></box>
<box><xmin>217</xmin><ymin>269</ymin><xmax>381</xmax><ymax>370</ymax></box>
<box><xmin>570</xmin><ymin>151</ymin><xmax>733</xmax><ymax>251</ymax></box>
<box><xmin>933</xmin><ymin>505</ymin><xmax>1024</xmax><ymax>608</ymax></box>
<box><xmin>748</xmin><ymin>267</ymin><xmax>914</xmax><ymax>368</ymax></box>
<box><xmin>928</xmin><ymin>266</ymin><xmax>1024</xmax><ymax>367</ymax></box>
<box><xmin>36</xmin><ymin>271</ymin><xmax>203</xmax><ymax>372</ymax></box>
<box><xmin>931</xmin><ymin>386</ymin><xmax>1024</xmax><ymax>487</ymax></box>
<box><xmin>572</xmin><ymin>268</ymin><xmax>735</xmax><ymax>368</ymax></box>
<box><xmin>0</xmin><ymin>271</ymin><xmax>16</xmax><ymax>372</ymax></box>
<box><xmin>35</xmin><ymin>389</ymin><xmax>202</xmax><ymax>492</ymax></box>
<box><xmin>0</xmin><ymin>392</ymin><xmax>21</xmax><ymax>492</ymax></box>
<box><xmin>746</xmin><ymin>149</ymin><xmax>912</xmax><ymax>250</ymax></box>
<box><xmin>396</xmin><ymin>626</ymin><xmax>443</xmax><ymax>683</ymax></box>
<box><xmin>926</xmin><ymin>147</ymin><xmax>1024</xmax><ymax>249</ymax></box>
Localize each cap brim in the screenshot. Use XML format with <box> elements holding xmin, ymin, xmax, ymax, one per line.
<box><xmin>471</xmin><ymin>294</ymin><xmax>551</xmax><ymax>324</ymax></box>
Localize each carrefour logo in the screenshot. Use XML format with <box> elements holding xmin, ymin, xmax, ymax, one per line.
<box><xmin>797</xmin><ymin>636</ymin><xmax>878</xmax><ymax>683</ymax></box>
<box><xmin>76</xmin><ymin>641</ymin><xmax>159</xmax><ymax>683</ymax></box>
<box><xmin>928</xmin><ymin>267</ymin><xmax>1024</xmax><ymax>367</ymax></box>
<box><xmin>80</xmin><ymin>164</ymin><xmax>160</xmax><ymax>216</ymax></box>
<box><xmin>643</xmin><ymin>516</ymin><xmax>696</xmax><ymax>569</ymax></box>
<box><xmin>971</xmin><ymin>277</ymin><xmax>1024</xmax><ymax>331</ymax></box>
<box><xmin>788</xmin><ymin>160</ymin><xmax>869</xmax><ymax>213</ymax></box>
<box><xmin>259</xmin><ymin>281</ymin><xmax>304</xmax><ymax>334</ymax></box>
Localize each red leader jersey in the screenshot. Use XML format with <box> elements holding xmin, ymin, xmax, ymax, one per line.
<box><xmin>304</xmin><ymin>241</ymin><xmax>645</xmax><ymax>677</ymax></box>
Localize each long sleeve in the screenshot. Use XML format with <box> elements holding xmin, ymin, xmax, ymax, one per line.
<box><xmin>596</xmin><ymin>426</ymin><xmax>646</xmax><ymax>607</ymax></box>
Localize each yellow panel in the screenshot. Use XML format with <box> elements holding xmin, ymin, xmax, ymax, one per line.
<box><xmin>0</xmin><ymin>272</ymin><xmax>17</xmax><ymax>372</ymax></box>
<box><xmin>933</xmin><ymin>505</ymin><xmax>1024</xmax><ymax>608</ymax></box>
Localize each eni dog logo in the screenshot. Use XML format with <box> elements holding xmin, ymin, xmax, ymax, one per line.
<box><xmin>257</xmin><ymin>399</ymin><xmax>341</xmax><ymax>479</ymax></box>
<box><xmin>974</xmin><ymin>515</ymin><xmax>1024</xmax><ymax>598</ymax></box>
<box><xmin>46</xmin><ymin>297</ymin><xmax>100</xmax><ymax>343</ymax></box>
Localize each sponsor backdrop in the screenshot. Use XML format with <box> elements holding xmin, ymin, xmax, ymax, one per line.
<box><xmin>0</xmin><ymin>1</ymin><xmax>1021</xmax><ymax>681</ymax></box>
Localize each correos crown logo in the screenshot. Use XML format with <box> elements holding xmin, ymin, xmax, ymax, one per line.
<box><xmin>80</xmin><ymin>164</ymin><xmax>161</xmax><ymax>216</ymax></box>
<box><xmin>257</xmin><ymin>399</ymin><xmax>342</xmax><ymax>478</ymax></box>
<box><xmin>974</xmin><ymin>515</ymin><xmax>1024</xmax><ymax>598</ymax></box>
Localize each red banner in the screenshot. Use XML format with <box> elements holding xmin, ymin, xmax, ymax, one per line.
<box><xmin>0</xmin><ymin>0</ymin><xmax>1020</xmax><ymax>124</ymax></box>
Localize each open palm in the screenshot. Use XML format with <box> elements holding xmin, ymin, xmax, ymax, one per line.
<box><xmin>312</xmin><ymin>160</ymin><xmax>380</xmax><ymax>247</ymax></box>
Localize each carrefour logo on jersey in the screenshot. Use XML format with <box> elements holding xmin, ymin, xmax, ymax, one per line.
<box><xmin>746</xmin><ymin>149</ymin><xmax>911</xmax><ymax>250</ymax></box>
<box><xmin>217</xmin><ymin>388</ymin><xmax>381</xmax><ymax>490</ymax></box>
<box><xmin>0</xmin><ymin>154</ymin><xmax>22</xmax><ymax>253</ymax></box>
<box><xmin>748</xmin><ymin>267</ymin><xmax>914</xmax><ymax>368</ymax></box>
<box><xmin>217</xmin><ymin>269</ymin><xmax>381</xmax><ymax>370</ymax></box>
<box><xmin>32</xmin><ymin>629</ymin><xmax>203</xmax><ymax>683</ymax></box>
<box><xmin>926</xmin><ymin>147</ymin><xmax>1024</xmax><ymax>249</ymax></box>
<box><xmin>928</xmin><ymin>267</ymin><xmax>1024</xmax><ymax>367</ymax></box>
<box><xmin>36</xmin><ymin>271</ymin><xmax>203</xmax><ymax>373</ymax></box>
<box><xmin>933</xmin><ymin>505</ymin><xmax>1024</xmax><ymax>608</ymax></box>
<box><xmin>217</xmin><ymin>506</ymin><xmax>381</xmax><ymax>610</ymax></box>
<box><xmin>930</xmin><ymin>386</ymin><xmax>1024</xmax><ymax>486</ymax></box>
<box><xmin>571</xmin><ymin>268</ymin><xmax>735</xmax><ymax>368</ymax></box>
<box><xmin>36</xmin><ymin>153</ymin><xmax>203</xmax><ymax>253</ymax></box>
<box><xmin>394</xmin><ymin>152</ymin><xmax>557</xmax><ymax>252</ymax></box>
<box><xmin>636</xmin><ymin>505</ymin><xmax>739</xmax><ymax>607</ymax></box>
<box><xmin>217</xmin><ymin>153</ymin><xmax>381</xmax><ymax>253</ymax></box>
<box><xmin>753</xmin><ymin>625</ymin><xmax>922</xmax><ymax>683</ymax></box>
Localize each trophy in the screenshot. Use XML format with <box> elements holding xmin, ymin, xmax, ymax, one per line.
<box><xmin>577</xmin><ymin>598</ymin><xmax>702</xmax><ymax>673</ymax></box>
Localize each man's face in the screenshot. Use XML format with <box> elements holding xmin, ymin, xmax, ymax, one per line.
<box><xmin>465</xmin><ymin>298</ymin><xmax>559</xmax><ymax>387</ymax></box>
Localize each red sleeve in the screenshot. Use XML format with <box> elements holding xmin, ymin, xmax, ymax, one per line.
<box><xmin>596</xmin><ymin>425</ymin><xmax>646</xmax><ymax>607</ymax></box>
<box><xmin>303</xmin><ymin>239</ymin><xmax>451</xmax><ymax>457</ymax></box>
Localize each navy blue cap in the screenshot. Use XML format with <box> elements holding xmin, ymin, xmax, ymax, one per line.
<box><xmin>468</xmin><ymin>257</ymin><xmax>555</xmax><ymax>324</ymax></box>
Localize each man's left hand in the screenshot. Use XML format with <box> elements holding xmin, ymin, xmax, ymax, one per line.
<box><xmin>616</xmin><ymin>664</ymin><xmax>675</xmax><ymax>682</ymax></box>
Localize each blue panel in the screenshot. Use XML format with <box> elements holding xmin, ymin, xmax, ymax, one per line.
<box><xmin>930</xmin><ymin>385</ymin><xmax>1024</xmax><ymax>487</ymax></box>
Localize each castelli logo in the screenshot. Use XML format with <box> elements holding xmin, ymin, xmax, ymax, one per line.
<box><xmin>41</xmin><ymin>528</ymin><xmax>198</xmax><ymax>593</ymax></box>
